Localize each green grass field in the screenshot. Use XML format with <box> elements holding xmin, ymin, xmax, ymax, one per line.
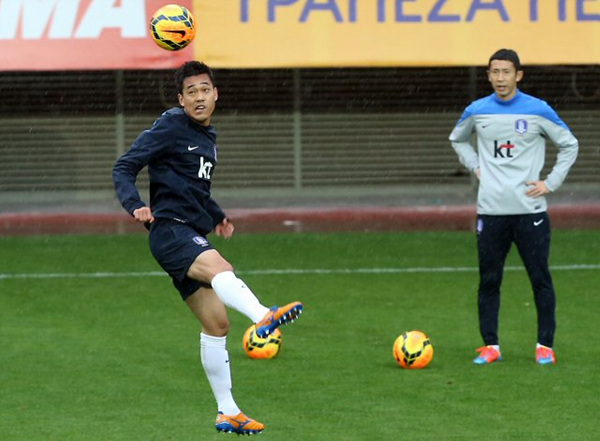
<box><xmin>1</xmin><ymin>230</ymin><xmax>599</xmax><ymax>440</ymax></box>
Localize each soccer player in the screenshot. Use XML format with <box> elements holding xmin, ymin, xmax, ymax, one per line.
<box><xmin>112</xmin><ymin>61</ymin><xmax>303</xmax><ymax>434</ymax></box>
<box><xmin>449</xmin><ymin>49</ymin><xmax>578</xmax><ymax>366</ymax></box>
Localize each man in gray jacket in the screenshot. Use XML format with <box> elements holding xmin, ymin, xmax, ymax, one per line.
<box><xmin>449</xmin><ymin>49</ymin><xmax>578</xmax><ymax>366</ymax></box>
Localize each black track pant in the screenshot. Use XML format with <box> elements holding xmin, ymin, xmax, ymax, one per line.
<box><xmin>476</xmin><ymin>212</ymin><xmax>556</xmax><ymax>348</ymax></box>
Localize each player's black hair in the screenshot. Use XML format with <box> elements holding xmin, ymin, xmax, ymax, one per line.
<box><xmin>175</xmin><ymin>61</ymin><xmax>217</xmax><ymax>93</ymax></box>
<box><xmin>488</xmin><ymin>48</ymin><xmax>522</xmax><ymax>71</ymax></box>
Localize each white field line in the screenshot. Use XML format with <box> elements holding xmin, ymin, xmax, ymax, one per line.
<box><xmin>0</xmin><ymin>264</ymin><xmax>598</xmax><ymax>280</ymax></box>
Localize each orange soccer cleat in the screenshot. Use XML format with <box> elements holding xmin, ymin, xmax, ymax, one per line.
<box><xmin>473</xmin><ymin>345</ymin><xmax>502</xmax><ymax>365</ymax></box>
<box><xmin>255</xmin><ymin>301</ymin><xmax>303</xmax><ymax>338</ymax></box>
<box><xmin>536</xmin><ymin>346</ymin><xmax>556</xmax><ymax>365</ymax></box>
<box><xmin>215</xmin><ymin>412</ymin><xmax>265</xmax><ymax>435</ymax></box>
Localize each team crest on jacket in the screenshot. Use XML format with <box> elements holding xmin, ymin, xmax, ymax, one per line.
<box><xmin>193</xmin><ymin>236</ymin><xmax>209</xmax><ymax>246</ymax></box>
<box><xmin>515</xmin><ymin>119</ymin><xmax>528</xmax><ymax>135</ymax></box>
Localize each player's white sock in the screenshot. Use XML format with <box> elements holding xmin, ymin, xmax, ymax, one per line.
<box><xmin>536</xmin><ymin>343</ymin><xmax>552</xmax><ymax>349</ymax></box>
<box><xmin>211</xmin><ymin>271</ymin><xmax>269</xmax><ymax>322</ymax></box>
<box><xmin>200</xmin><ymin>333</ymin><xmax>240</xmax><ymax>416</ymax></box>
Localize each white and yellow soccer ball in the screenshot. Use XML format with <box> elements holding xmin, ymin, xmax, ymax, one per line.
<box><xmin>243</xmin><ymin>325</ymin><xmax>283</xmax><ymax>359</ymax></box>
<box><xmin>149</xmin><ymin>4</ymin><xmax>196</xmax><ymax>51</ymax></box>
<box><xmin>393</xmin><ymin>330</ymin><xmax>434</xmax><ymax>369</ymax></box>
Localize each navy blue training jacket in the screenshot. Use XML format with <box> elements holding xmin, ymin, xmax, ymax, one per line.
<box><xmin>113</xmin><ymin>107</ymin><xmax>226</xmax><ymax>235</ymax></box>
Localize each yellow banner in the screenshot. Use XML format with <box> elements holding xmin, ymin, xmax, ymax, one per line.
<box><xmin>194</xmin><ymin>0</ymin><xmax>600</xmax><ymax>67</ymax></box>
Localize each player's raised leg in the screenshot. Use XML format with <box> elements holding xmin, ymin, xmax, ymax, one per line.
<box><xmin>188</xmin><ymin>250</ymin><xmax>304</xmax><ymax>335</ymax></box>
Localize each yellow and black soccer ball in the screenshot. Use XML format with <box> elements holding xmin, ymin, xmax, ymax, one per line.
<box><xmin>393</xmin><ymin>330</ymin><xmax>434</xmax><ymax>369</ymax></box>
<box><xmin>243</xmin><ymin>325</ymin><xmax>283</xmax><ymax>359</ymax></box>
<box><xmin>150</xmin><ymin>4</ymin><xmax>195</xmax><ymax>51</ymax></box>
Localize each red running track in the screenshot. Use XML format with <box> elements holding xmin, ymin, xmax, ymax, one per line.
<box><xmin>1</xmin><ymin>204</ymin><xmax>599</xmax><ymax>236</ymax></box>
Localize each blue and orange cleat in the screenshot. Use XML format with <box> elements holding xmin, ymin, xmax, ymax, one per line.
<box><xmin>255</xmin><ymin>301</ymin><xmax>303</xmax><ymax>339</ymax></box>
<box><xmin>536</xmin><ymin>346</ymin><xmax>555</xmax><ymax>365</ymax></box>
<box><xmin>215</xmin><ymin>411</ymin><xmax>265</xmax><ymax>435</ymax></box>
<box><xmin>473</xmin><ymin>346</ymin><xmax>502</xmax><ymax>365</ymax></box>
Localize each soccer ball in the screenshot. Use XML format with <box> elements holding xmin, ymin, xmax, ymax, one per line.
<box><xmin>243</xmin><ymin>325</ymin><xmax>282</xmax><ymax>359</ymax></box>
<box><xmin>150</xmin><ymin>4</ymin><xmax>196</xmax><ymax>51</ymax></box>
<box><xmin>393</xmin><ymin>330</ymin><xmax>433</xmax><ymax>369</ymax></box>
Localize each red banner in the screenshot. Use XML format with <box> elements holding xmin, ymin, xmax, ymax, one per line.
<box><xmin>0</xmin><ymin>0</ymin><xmax>193</xmax><ymax>71</ymax></box>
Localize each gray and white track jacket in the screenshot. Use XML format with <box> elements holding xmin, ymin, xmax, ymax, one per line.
<box><xmin>449</xmin><ymin>90</ymin><xmax>579</xmax><ymax>215</ymax></box>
